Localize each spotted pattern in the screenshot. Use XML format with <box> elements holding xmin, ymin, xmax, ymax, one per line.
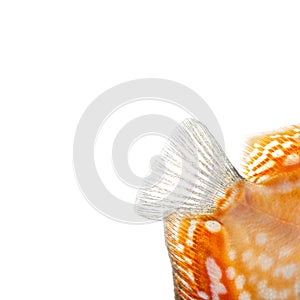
<box><xmin>205</xmin><ymin>221</ymin><xmax>221</xmax><ymax>233</ymax></box>
<box><xmin>165</xmin><ymin>214</ymin><xmax>239</xmax><ymax>299</ymax></box>
<box><xmin>165</xmin><ymin>177</ymin><xmax>300</xmax><ymax>299</ymax></box>
<box><xmin>164</xmin><ymin>125</ymin><xmax>300</xmax><ymax>299</ymax></box>
<box><xmin>243</xmin><ymin>125</ymin><xmax>300</xmax><ymax>183</ymax></box>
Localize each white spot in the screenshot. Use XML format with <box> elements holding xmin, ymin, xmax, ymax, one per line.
<box><xmin>272</xmin><ymin>149</ymin><xmax>285</xmax><ymax>158</ymax></box>
<box><xmin>176</xmin><ymin>265</ymin><xmax>194</xmax><ymax>289</ymax></box>
<box><xmin>172</xmin><ymin>221</ymin><xmax>180</xmax><ymax>241</ymax></box>
<box><xmin>226</xmin><ymin>267</ymin><xmax>236</xmax><ymax>280</ymax></box>
<box><xmin>255</xmin><ymin>233</ymin><xmax>268</xmax><ymax>245</ymax></box>
<box><xmin>294</xmin><ymin>128</ymin><xmax>300</xmax><ymax>133</ymax></box>
<box><xmin>175</xmin><ymin>273</ymin><xmax>192</xmax><ymax>291</ymax></box>
<box><xmin>255</xmin><ymin>160</ymin><xmax>275</xmax><ymax>174</ymax></box>
<box><xmin>295</xmin><ymin>281</ymin><xmax>300</xmax><ymax>295</ymax></box>
<box><xmin>249</xmin><ymin>154</ymin><xmax>267</xmax><ymax>170</ymax></box>
<box><xmin>278</xmin><ymin>289</ymin><xmax>291</xmax><ymax>299</ymax></box>
<box><xmin>185</xmin><ymin>257</ymin><xmax>192</xmax><ymax>264</ymax></box>
<box><xmin>282</xmin><ymin>141</ymin><xmax>293</xmax><ymax>149</ymax></box>
<box><xmin>274</xmin><ymin>264</ymin><xmax>297</xmax><ymax>279</ymax></box>
<box><xmin>248</xmin><ymin>170</ymin><xmax>255</xmax><ymax>177</ymax></box>
<box><xmin>188</xmin><ymin>220</ymin><xmax>197</xmax><ymax>238</ymax></box>
<box><xmin>278</xmin><ymin>247</ymin><xmax>293</xmax><ymax>259</ymax></box>
<box><xmin>176</xmin><ymin>243</ymin><xmax>184</xmax><ymax>252</ymax></box>
<box><xmin>242</xmin><ymin>250</ymin><xmax>253</xmax><ymax>262</ymax></box>
<box><xmin>265</xmin><ymin>140</ymin><xmax>280</xmax><ymax>150</ymax></box>
<box><xmin>171</xmin><ymin>233</ymin><xmax>178</xmax><ymax>241</ymax></box>
<box><xmin>284</xmin><ymin>154</ymin><xmax>300</xmax><ymax>166</ymax></box>
<box><xmin>258</xmin><ymin>254</ymin><xmax>273</xmax><ymax>271</ymax></box>
<box><xmin>274</xmin><ymin>182</ymin><xmax>295</xmax><ymax>193</ymax></box>
<box><xmin>206</xmin><ymin>257</ymin><xmax>227</xmax><ymax>299</ymax></box>
<box><xmin>187</xmin><ymin>269</ymin><xmax>195</xmax><ymax>281</ymax></box>
<box><xmin>173</xmin><ymin>253</ymin><xmax>185</xmax><ymax>264</ymax></box>
<box><xmin>270</xmin><ymin>134</ymin><xmax>281</xmax><ymax>138</ymax></box>
<box><xmin>205</xmin><ymin>221</ymin><xmax>221</xmax><ymax>233</ymax></box>
<box><xmin>256</xmin><ymin>175</ymin><xmax>270</xmax><ymax>183</ymax></box>
<box><xmin>258</xmin><ymin>280</ymin><xmax>278</xmax><ymax>299</ymax></box>
<box><xmin>250</xmin><ymin>148</ymin><xmax>259</xmax><ymax>158</ymax></box>
<box><xmin>186</xmin><ymin>239</ymin><xmax>193</xmax><ymax>246</ymax></box>
<box><xmin>235</xmin><ymin>275</ymin><xmax>246</xmax><ymax>290</ymax></box>
<box><xmin>198</xmin><ymin>291</ymin><xmax>209</xmax><ymax>299</ymax></box>
<box><xmin>238</xmin><ymin>291</ymin><xmax>251</xmax><ymax>300</ymax></box>
<box><xmin>229</xmin><ymin>250</ymin><xmax>236</xmax><ymax>261</ymax></box>
<box><xmin>294</xmin><ymin>133</ymin><xmax>300</xmax><ymax>138</ymax></box>
<box><xmin>245</xmin><ymin>156</ymin><xmax>251</xmax><ymax>163</ymax></box>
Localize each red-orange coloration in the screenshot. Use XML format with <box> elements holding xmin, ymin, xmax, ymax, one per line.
<box><xmin>165</xmin><ymin>125</ymin><xmax>300</xmax><ymax>299</ymax></box>
<box><xmin>136</xmin><ymin>121</ymin><xmax>300</xmax><ymax>299</ymax></box>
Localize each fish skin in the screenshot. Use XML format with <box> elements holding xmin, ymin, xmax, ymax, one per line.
<box><xmin>165</xmin><ymin>125</ymin><xmax>300</xmax><ymax>299</ymax></box>
<box><xmin>165</xmin><ymin>179</ymin><xmax>300</xmax><ymax>298</ymax></box>
<box><xmin>136</xmin><ymin>121</ymin><xmax>300</xmax><ymax>299</ymax></box>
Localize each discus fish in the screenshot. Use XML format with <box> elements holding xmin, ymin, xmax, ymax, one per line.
<box><xmin>136</xmin><ymin>119</ymin><xmax>300</xmax><ymax>299</ymax></box>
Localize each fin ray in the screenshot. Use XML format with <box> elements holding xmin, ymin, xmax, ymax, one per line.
<box><xmin>135</xmin><ymin>119</ymin><xmax>241</xmax><ymax>220</ymax></box>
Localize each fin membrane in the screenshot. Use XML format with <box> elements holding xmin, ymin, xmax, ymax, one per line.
<box><xmin>135</xmin><ymin>119</ymin><xmax>240</xmax><ymax>220</ymax></box>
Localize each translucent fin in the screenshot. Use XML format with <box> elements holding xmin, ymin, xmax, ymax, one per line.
<box><xmin>135</xmin><ymin>119</ymin><xmax>241</xmax><ymax>220</ymax></box>
<box><xmin>242</xmin><ymin>125</ymin><xmax>300</xmax><ymax>183</ymax></box>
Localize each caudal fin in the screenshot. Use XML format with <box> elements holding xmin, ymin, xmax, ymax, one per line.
<box><xmin>135</xmin><ymin>119</ymin><xmax>241</xmax><ymax>220</ymax></box>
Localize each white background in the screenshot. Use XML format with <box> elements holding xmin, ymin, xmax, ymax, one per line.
<box><xmin>1</xmin><ymin>1</ymin><xmax>300</xmax><ymax>299</ymax></box>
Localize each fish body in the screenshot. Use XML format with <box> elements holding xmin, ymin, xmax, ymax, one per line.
<box><xmin>136</xmin><ymin>120</ymin><xmax>300</xmax><ymax>299</ymax></box>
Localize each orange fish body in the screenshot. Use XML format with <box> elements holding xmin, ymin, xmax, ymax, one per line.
<box><xmin>136</xmin><ymin>120</ymin><xmax>300</xmax><ymax>299</ymax></box>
